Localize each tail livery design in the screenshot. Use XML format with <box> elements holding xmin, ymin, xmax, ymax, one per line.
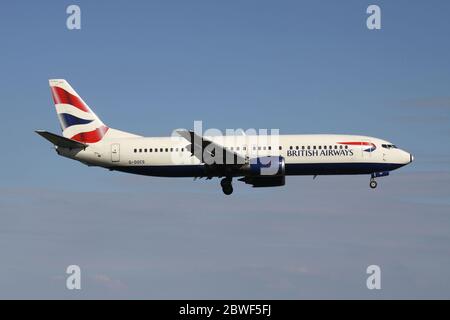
<box><xmin>49</xmin><ymin>79</ymin><xmax>108</xmax><ymax>143</ymax></box>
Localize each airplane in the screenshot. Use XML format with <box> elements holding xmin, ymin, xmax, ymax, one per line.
<box><xmin>36</xmin><ymin>79</ymin><xmax>414</xmax><ymax>195</ymax></box>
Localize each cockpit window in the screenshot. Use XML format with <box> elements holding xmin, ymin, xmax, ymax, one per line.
<box><xmin>382</xmin><ymin>144</ymin><xmax>397</xmax><ymax>149</ymax></box>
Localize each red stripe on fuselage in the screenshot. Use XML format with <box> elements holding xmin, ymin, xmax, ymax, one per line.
<box><xmin>50</xmin><ymin>86</ymin><xmax>90</xmax><ymax>113</ymax></box>
<box><xmin>338</xmin><ymin>142</ymin><xmax>372</xmax><ymax>146</ymax></box>
<box><xmin>70</xmin><ymin>126</ymin><xmax>109</xmax><ymax>143</ymax></box>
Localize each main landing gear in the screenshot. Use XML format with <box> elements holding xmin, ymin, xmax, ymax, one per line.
<box><xmin>370</xmin><ymin>178</ymin><xmax>378</xmax><ymax>189</ymax></box>
<box><xmin>220</xmin><ymin>177</ymin><xmax>233</xmax><ymax>195</ymax></box>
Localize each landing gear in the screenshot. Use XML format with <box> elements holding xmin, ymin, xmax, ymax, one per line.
<box><xmin>369</xmin><ymin>172</ymin><xmax>389</xmax><ymax>189</ymax></box>
<box><xmin>221</xmin><ymin>177</ymin><xmax>233</xmax><ymax>195</ymax></box>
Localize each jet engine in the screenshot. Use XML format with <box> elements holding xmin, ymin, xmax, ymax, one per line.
<box><xmin>239</xmin><ymin>156</ymin><xmax>286</xmax><ymax>187</ymax></box>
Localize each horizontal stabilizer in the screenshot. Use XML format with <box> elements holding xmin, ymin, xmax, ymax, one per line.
<box><xmin>35</xmin><ymin>130</ymin><xmax>87</xmax><ymax>149</ymax></box>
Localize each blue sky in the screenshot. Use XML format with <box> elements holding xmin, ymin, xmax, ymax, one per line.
<box><xmin>0</xmin><ymin>0</ymin><xmax>450</xmax><ymax>298</ymax></box>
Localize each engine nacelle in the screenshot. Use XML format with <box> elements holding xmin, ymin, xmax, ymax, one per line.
<box><xmin>239</xmin><ymin>175</ymin><xmax>286</xmax><ymax>187</ymax></box>
<box><xmin>243</xmin><ymin>156</ymin><xmax>285</xmax><ymax>177</ymax></box>
<box><xmin>238</xmin><ymin>156</ymin><xmax>286</xmax><ymax>187</ymax></box>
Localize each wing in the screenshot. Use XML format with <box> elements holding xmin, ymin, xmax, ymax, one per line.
<box><xmin>177</xmin><ymin>130</ymin><xmax>247</xmax><ymax>168</ymax></box>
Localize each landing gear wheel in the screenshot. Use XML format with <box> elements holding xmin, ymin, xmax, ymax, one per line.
<box><xmin>220</xmin><ymin>178</ymin><xmax>231</xmax><ymax>188</ymax></box>
<box><xmin>370</xmin><ymin>180</ymin><xmax>377</xmax><ymax>189</ymax></box>
<box><xmin>222</xmin><ymin>185</ymin><xmax>233</xmax><ymax>195</ymax></box>
<box><xmin>220</xmin><ymin>177</ymin><xmax>233</xmax><ymax>195</ymax></box>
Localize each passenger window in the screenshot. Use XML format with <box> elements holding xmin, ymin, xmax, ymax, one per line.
<box><xmin>144</xmin><ymin>149</ymin><xmax>147</xmax><ymax>153</ymax></box>
<box><xmin>302</xmin><ymin>146</ymin><xmax>305</xmax><ymax>150</ymax></box>
<box><xmin>263</xmin><ymin>146</ymin><xmax>266</xmax><ymax>151</ymax></box>
<box><xmin>170</xmin><ymin>148</ymin><xmax>173</xmax><ymax>152</ymax></box>
<box><xmin>139</xmin><ymin>149</ymin><xmax>142</xmax><ymax>153</ymax></box>
<box><xmin>236</xmin><ymin>147</ymin><xmax>240</xmax><ymax>151</ymax></box>
<box><xmin>334</xmin><ymin>145</ymin><xmax>338</xmax><ymax>149</ymax></box>
<box><xmin>296</xmin><ymin>146</ymin><xmax>299</xmax><ymax>150</ymax></box>
<box><xmin>243</xmin><ymin>147</ymin><xmax>246</xmax><ymax>151</ymax></box>
<box><xmin>313</xmin><ymin>146</ymin><xmax>316</xmax><ymax>150</ymax></box>
<box><xmin>289</xmin><ymin>146</ymin><xmax>293</xmax><ymax>150</ymax></box>
<box><xmin>268</xmin><ymin>146</ymin><xmax>271</xmax><ymax>151</ymax></box>
<box><xmin>307</xmin><ymin>146</ymin><xmax>310</xmax><ymax>150</ymax></box>
<box><xmin>134</xmin><ymin>149</ymin><xmax>137</xmax><ymax>153</ymax></box>
<box><xmin>318</xmin><ymin>146</ymin><xmax>322</xmax><ymax>150</ymax></box>
<box><xmin>339</xmin><ymin>145</ymin><xmax>343</xmax><ymax>149</ymax></box>
<box><xmin>160</xmin><ymin>148</ymin><xmax>163</xmax><ymax>152</ymax></box>
<box><xmin>279</xmin><ymin>146</ymin><xmax>282</xmax><ymax>150</ymax></box>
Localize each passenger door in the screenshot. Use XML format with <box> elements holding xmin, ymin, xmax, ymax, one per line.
<box><xmin>111</xmin><ymin>143</ymin><xmax>120</xmax><ymax>163</ymax></box>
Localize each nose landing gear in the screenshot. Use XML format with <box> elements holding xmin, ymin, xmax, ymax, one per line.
<box><xmin>369</xmin><ymin>171</ymin><xmax>390</xmax><ymax>189</ymax></box>
<box><xmin>220</xmin><ymin>177</ymin><xmax>233</xmax><ymax>195</ymax></box>
<box><xmin>370</xmin><ymin>178</ymin><xmax>378</xmax><ymax>189</ymax></box>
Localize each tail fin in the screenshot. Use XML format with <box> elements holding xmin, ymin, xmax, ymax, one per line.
<box><xmin>49</xmin><ymin>79</ymin><xmax>109</xmax><ymax>144</ymax></box>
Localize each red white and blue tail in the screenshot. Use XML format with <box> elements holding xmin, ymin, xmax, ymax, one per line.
<box><xmin>49</xmin><ymin>79</ymin><xmax>109</xmax><ymax>144</ymax></box>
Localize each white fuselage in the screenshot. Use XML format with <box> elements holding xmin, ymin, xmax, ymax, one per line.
<box><xmin>57</xmin><ymin>134</ymin><xmax>412</xmax><ymax>178</ymax></box>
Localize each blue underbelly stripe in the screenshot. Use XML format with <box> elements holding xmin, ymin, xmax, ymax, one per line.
<box><xmin>109</xmin><ymin>162</ymin><xmax>405</xmax><ymax>177</ymax></box>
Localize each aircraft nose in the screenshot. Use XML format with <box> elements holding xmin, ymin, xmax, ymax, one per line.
<box><xmin>410</xmin><ymin>153</ymin><xmax>414</xmax><ymax>163</ymax></box>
